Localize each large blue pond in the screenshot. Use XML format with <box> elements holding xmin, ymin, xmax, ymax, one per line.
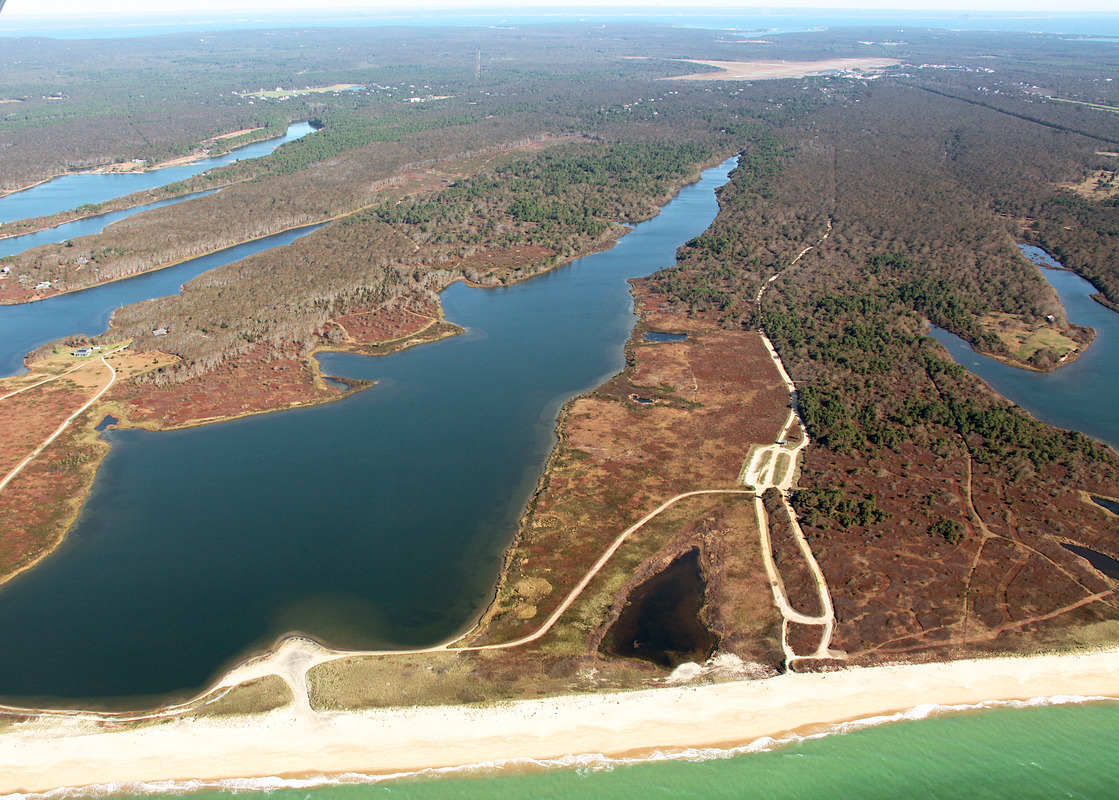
<box><xmin>0</xmin><ymin>158</ymin><xmax>736</xmax><ymax>705</ymax></box>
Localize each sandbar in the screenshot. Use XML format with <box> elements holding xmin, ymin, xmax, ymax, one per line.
<box><xmin>2</xmin><ymin>646</ymin><xmax>1117</xmax><ymax>795</ymax></box>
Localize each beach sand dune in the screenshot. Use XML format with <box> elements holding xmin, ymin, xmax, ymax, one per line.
<box><xmin>2</xmin><ymin>648</ymin><xmax>1117</xmax><ymax>795</ymax></box>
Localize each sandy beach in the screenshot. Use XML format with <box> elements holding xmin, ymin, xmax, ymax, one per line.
<box><xmin>2</xmin><ymin>646</ymin><xmax>1118</xmax><ymax>796</ymax></box>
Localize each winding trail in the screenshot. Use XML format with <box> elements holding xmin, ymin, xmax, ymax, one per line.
<box><xmin>0</xmin><ymin>348</ymin><xmax>125</xmax><ymax>496</ymax></box>
<box><xmin>744</xmin><ymin>219</ymin><xmax>840</xmax><ymax>667</ymax></box>
<box><xmin>461</xmin><ymin>488</ymin><xmax>755</xmax><ymax>652</ymax></box>
<box><xmin>740</xmin><ymin>346</ymin><xmax>838</xmax><ymax>667</ymax></box>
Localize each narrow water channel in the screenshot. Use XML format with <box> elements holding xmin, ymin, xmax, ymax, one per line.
<box><xmin>930</xmin><ymin>246</ymin><xmax>1119</xmax><ymax>450</ymax></box>
<box><xmin>0</xmin><ymin>223</ymin><xmax>324</xmax><ymax>377</ymax></box>
<box><xmin>0</xmin><ymin>122</ymin><xmax>315</xmax><ymax>224</ymax></box>
<box><xmin>0</xmin><ymin>189</ymin><xmax>219</xmax><ymax>260</ymax></box>
<box><xmin>0</xmin><ymin>158</ymin><xmax>736</xmax><ymax>706</ymax></box>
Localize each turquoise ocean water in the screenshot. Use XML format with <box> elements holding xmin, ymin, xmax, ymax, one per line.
<box><xmin>33</xmin><ymin>699</ymin><xmax>1119</xmax><ymax>799</ymax></box>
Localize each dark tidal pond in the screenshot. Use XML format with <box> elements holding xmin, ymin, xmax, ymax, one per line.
<box><xmin>601</xmin><ymin>548</ymin><xmax>718</xmax><ymax>669</ymax></box>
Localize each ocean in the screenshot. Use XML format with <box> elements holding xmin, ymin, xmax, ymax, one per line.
<box><xmin>2</xmin><ymin>9</ymin><xmax>1119</xmax><ymax>39</ymax></box>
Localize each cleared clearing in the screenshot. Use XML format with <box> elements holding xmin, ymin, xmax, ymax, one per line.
<box><xmin>243</xmin><ymin>84</ymin><xmax>362</xmax><ymax>98</ymax></box>
<box><xmin>669</xmin><ymin>58</ymin><xmax>901</xmax><ymax>81</ymax></box>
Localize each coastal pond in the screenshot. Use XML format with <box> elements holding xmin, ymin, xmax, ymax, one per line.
<box><xmin>1090</xmin><ymin>495</ymin><xmax>1119</xmax><ymax>516</ymax></box>
<box><xmin>1061</xmin><ymin>544</ymin><xmax>1119</xmax><ymax>580</ymax></box>
<box><xmin>0</xmin><ymin>158</ymin><xmax>737</xmax><ymax>704</ymax></box>
<box><xmin>0</xmin><ymin>223</ymin><xmax>324</xmax><ymax>377</ymax></box>
<box><xmin>600</xmin><ymin>548</ymin><xmax>718</xmax><ymax>669</ymax></box>
<box><xmin>0</xmin><ymin>189</ymin><xmax>219</xmax><ymax>260</ymax></box>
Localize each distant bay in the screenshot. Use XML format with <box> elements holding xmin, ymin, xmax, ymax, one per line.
<box><xmin>3</xmin><ymin>10</ymin><xmax>1119</xmax><ymax>39</ymax></box>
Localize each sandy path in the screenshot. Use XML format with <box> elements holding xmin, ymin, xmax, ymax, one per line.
<box><xmin>463</xmin><ymin>488</ymin><xmax>755</xmax><ymax>651</ymax></box>
<box><xmin>0</xmin><ymin>350</ymin><xmax>123</xmax><ymax>495</ymax></box>
<box><xmin>740</xmin><ymin>220</ymin><xmax>838</xmax><ymax>663</ymax></box>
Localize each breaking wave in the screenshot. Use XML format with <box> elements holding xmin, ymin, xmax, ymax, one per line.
<box><xmin>6</xmin><ymin>693</ymin><xmax>1115</xmax><ymax>800</ymax></box>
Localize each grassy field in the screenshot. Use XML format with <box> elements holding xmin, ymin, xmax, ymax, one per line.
<box><xmin>980</xmin><ymin>312</ymin><xmax>1083</xmax><ymax>364</ymax></box>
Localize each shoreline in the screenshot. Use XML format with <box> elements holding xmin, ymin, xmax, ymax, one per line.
<box><xmin>2</xmin><ymin>646</ymin><xmax>1117</xmax><ymax>795</ymax></box>
<box><xmin>0</xmin><ymin>126</ymin><xmax>285</xmax><ymax>203</ymax></box>
<box><xmin>0</xmin><ymin>218</ymin><xmax>326</xmax><ymax>306</ymax></box>
<box><xmin>0</xmin><ymin>155</ymin><xmax>723</xmax><ymax>593</ymax></box>
<box><xmin>0</xmin><ymin>140</ymin><xmax>630</xmax><ymax>307</ymax></box>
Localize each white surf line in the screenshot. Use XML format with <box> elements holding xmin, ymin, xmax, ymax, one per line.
<box><xmin>0</xmin><ymin>354</ymin><xmax>118</xmax><ymax>496</ymax></box>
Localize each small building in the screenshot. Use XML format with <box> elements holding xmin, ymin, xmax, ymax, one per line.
<box><xmin>35</xmin><ymin>281</ymin><xmax>51</xmax><ymax>290</ymax></box>
<box><xmin>73</xmin><ymin>347</ymin><xmax>93</xmax><ymax>357</ymax></box>
<box><xmin>152</xmin><ymin>328</ymin><xmax>168</xmax><ymax>336</ymax></box>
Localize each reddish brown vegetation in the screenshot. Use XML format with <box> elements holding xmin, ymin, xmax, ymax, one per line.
<box><xmin>112</xmin><ymin>298</ymin><xmax>449</xmax><ymax>429</ymax></box>
<box><xmin>443</xmin><ymin>245</ymin><xmax>559</xmax><ymax>284</ymax></box>
<box><xmin>472</xmin><ymin>287</ymin><xmax>788</xmax><ymax>664</ymax></box>
<box><xmin>330</xmin><ymin>300</ymin><xmax>439</xmax><ymax>346</ymax></box>
<box><xmin>764</xmin><ymin>492</ymin><xmax>824</xmax><ymax>618</ymax></box>
<box><xmin>0</xmin><ymin>416</ymin><xmax>104</xmax><ymax>581</ymax></box>
<box><xmin>0</xmin><ymin>281</ymin><xmax>48</xmax><ymax>304</ymax></box>
<box><xmin>801</xmin><ymin>443</ymin><xmax>1119</xmax><ymax>661</ymax></box>
<box><xmin>786</xmin><ymin>622</ymin><xmax>826</xmax><ymax>657</ymax></box>
<box><xmin>112</xmin><ymin>347</ymin><xmax>338</xmax><ymax>429</ymax></box>
<box><xmin>0</xmin><ymin>380</ymin><xmax>91</xmax><ymax>476</ymax></box>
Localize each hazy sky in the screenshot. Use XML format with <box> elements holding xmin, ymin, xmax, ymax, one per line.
<box><xmin>4</xmin><ymin>0</ymin><xmax>1119</xmax><ymax>16</ymax></box>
